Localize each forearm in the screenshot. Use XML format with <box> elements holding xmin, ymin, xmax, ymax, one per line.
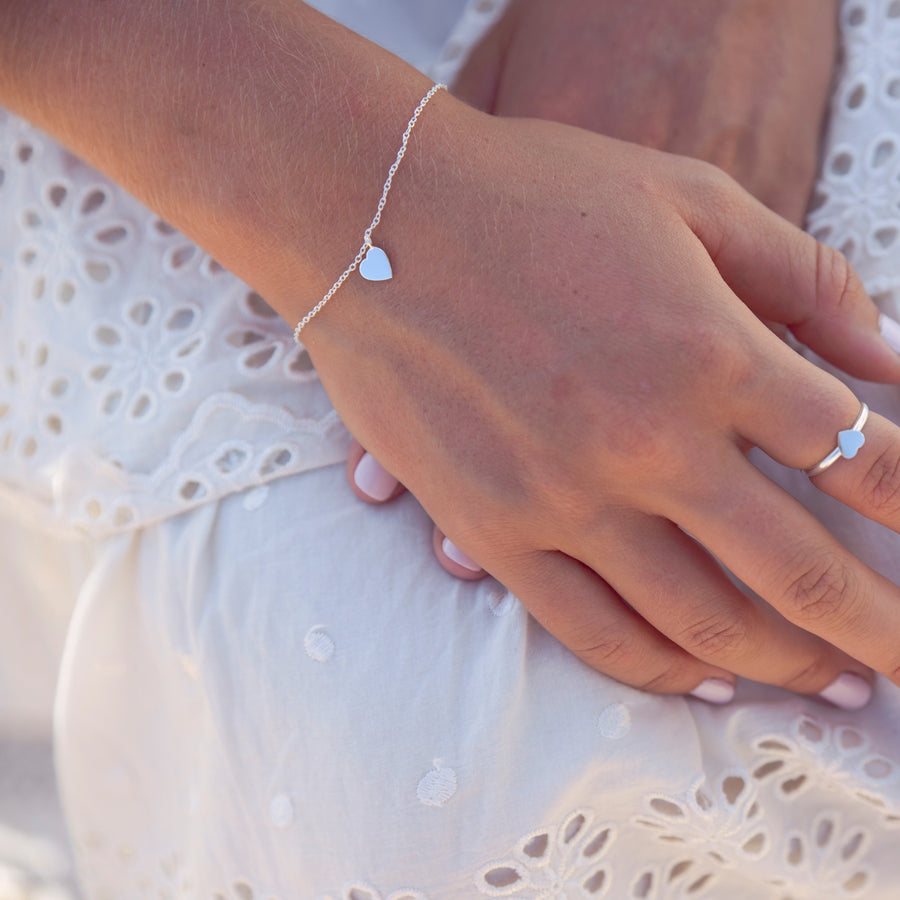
<box><xmin>455</xmin><ymin>0</ymin><xmax>838</xmax><ymax>224</ymax></box>
<box><xmin>0</xmin><ymin>0</ymin><xmax>450</xmax><ymax>323</ymax></box>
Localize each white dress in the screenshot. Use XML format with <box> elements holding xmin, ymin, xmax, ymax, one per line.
<box><xmin>2</xmin><ymin>1</ymin><xmax>900</xmax><ymax>898</ymax></box>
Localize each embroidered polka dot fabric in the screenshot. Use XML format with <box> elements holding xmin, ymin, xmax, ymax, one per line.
<box><xmin>4</xmin><ymin>0</ymin><xmax>900</xmax><ymax>898</ymax></box>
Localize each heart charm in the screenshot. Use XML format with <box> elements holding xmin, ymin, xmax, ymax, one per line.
<box><xmin>838</xmin><ymin>428</ymin><xmax>865</xmax><ymax>459</ymax></box>
<box><xmin>359</xmin><ymin>245</ymin><xmax>393</xmax><ymax>281</ymax></box>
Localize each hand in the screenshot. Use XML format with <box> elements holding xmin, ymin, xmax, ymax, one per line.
<box><xmin>318</xmin><ymin>103</ymin><xmax>900</xmax><ymax>707</ymax></box>
<box><xmin>9</xmin><ymin>0</ymin><xmax>896</xmax><ymax>708</ymax></box>
<box><xmin>454</xmin><ymin>0</ymin><xmax>838</xmax><ymax>225</ymax></box>
<box><xmin>348</xmin><ymin>0</ymin><xmax>850</xmax><ymax>588</ymax></box>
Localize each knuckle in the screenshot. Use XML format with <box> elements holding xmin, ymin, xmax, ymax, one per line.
<box><xmin>572</xmin><ymin>628</ymin><xmax>641</xmax><ymax>672</ymax></box>
<box><xmin>598</xmin><ymin>412</ymin><xmax>680</xmax><ymax>478</ymax></box>
<box><xmin>690</xmin><ymin>163</ymin><xmax>738</xmax><ymax>226</ymax></box>
<box><xmin>859</xmin><ymin>446</ymin><xmax>900</xmax><ymax>516</ymax></box>
<box><xmin>780</xmin><ymin>552</ymin><xmax>862</xmax><ymax>629</ymax></box>
<box><xmin>676</xmin><ymin>611</ymin><xmax>751</xmax><ymax>659</ymax></box>
<box><xmin>688</xmin><ymin>155</ymin><xmax>734</xmax><ymax>194</ymax></box>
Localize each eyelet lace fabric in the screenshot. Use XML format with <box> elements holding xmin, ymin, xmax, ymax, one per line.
<box><xmin>0</xmin><ymin>0</ymin><xmax>508</xmax><ymax>537</ymax></box>
<box><xmin>806</xmin><ymin>0</ymin><xmax>900</xmax><ymax>308</ymax></box>
<box><xmin>4</xmin><ymin>0</ymin><xmax>900</xmax><ymax>899</ymax></box>
<box><xmin>0</xmin><ymin>110</ymin><xmax>347</xmax><ymax>537</ymax></box>
<box><xmin>0</xmin><ymin>0</ymin><xmax>514</xmax><ymax>538</ymax></box>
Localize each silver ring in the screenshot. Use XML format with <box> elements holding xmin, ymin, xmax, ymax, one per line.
<box><xmin>805</xmin><ymin>402</ymin><xmax>869</xmax><ymax>478</ymax></box>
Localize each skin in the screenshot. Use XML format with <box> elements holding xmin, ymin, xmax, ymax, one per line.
<box><xmin>455</xmin><ymin>0</ymin><xmax>838</xmax><ymax>225</ymax></box>
<box><xmin>348</xmin><ymin>0</ymin><xmax>893</xmax><ymax>698</ymax></box>
<box><xmin>4</xmin><ymin>0</ymin><xmax>900</xmax><ymax>704</ymax></box>
<box><xmin>351</xmin><ymin>0</ymin><xmax>840</xmax><ymax>526</ymax></box>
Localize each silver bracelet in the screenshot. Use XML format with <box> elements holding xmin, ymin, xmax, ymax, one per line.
<box><xmin>293</xmin><ymin>82</ymin><xmax>447</xmax><ymax>341</ymax></box>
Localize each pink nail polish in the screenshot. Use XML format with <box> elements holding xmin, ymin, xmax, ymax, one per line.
<box><xmin>879</xmin><ymin>312</ymin><xmax>900</xmax><ymax>354</ymax></box>
<box><xmin>818</xmin><ymin>672</ymin><xmax>872</xmax><ymax>711</ymax></box>
<box><xmin>441</xmin><ymin>537</ymin><xmax>482</xmax><ymax>572</ymax></box>
<box><xmin>689</xmin><ymin>678</ymin><xmax>735</xmax><ymax>704</ymax></box>
<box><xmin>353</xmin><ymin>452</ymin><xmax>398</xmax><ymax>501</ymax></box>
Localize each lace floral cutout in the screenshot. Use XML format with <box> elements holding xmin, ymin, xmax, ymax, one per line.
<box><xmin>475</xmin><ymin>809</ymin><xmax>615</xmax><ymax>897</ymax></box>
<box><xmin>0</xmin><ymin>331</ymin><xmax>63</xmax><ymax>472</ymax></box>
<box><xmin>145</xmin><ymin>213</ymin><xmax>226</xmax><ymax>283</ymax></box>
<box><xmin>222</xmin><ymin>289</ymin><xmax>316</xmax><ymax>381</ymax></box>
<box><xmin>633</xmin><ymin>772</ymin><xmax>768</xmax><ymax>868</ymax></box>
<box><xmin>622</xmin><ymin>859</ymin><xmax>719</xmax><ymax>900</ymax></box>
<box><xmin>808</xmin><ymin>134</ymin><xmax>900</xmax><ymax>270</ymax></box>
<box><xmin>766</xmin><ymin>813</ymin><xmax>873</xmax><ymax>897</ymax></box>
<box><xmin>86</xmin><ymin>297</ymin><xmax>201</xmax><ymax>424</ymax></box>
<box><xmin>749</xmin><ymin>716</ymin><xmax>900</xmax><ymax>826</ymax></box>
<box><xmin>17</xmin><ymin>180</ymin><xmax>124</xmax><ymax>307</ymax></box>
<box><xmin>1</xmin><ymin>109</ymin><xmax>44</xmax><ymax>182</ymax></box>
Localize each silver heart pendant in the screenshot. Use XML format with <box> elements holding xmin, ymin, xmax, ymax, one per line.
<box><xmin>359</xmin><ymin>245</ymin><xmax>393</xmax><ymax>281</ymax></box>
<box><xmin>838</xmin><ymin>428</ymin><xmax>865</xmax><ymax>459</ymax></box>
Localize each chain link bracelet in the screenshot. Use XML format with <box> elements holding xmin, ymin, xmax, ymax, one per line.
<box><xmin>293</xmin><ymin>82</ymin><xmax>446</xmax><ymax>341</ymax></box>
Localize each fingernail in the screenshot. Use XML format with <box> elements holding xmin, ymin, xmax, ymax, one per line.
<box><xmin>353</xmin><ymin>452</ymin><xmax>398</xmax><ymax>501</ymax></box>
<box><xmin>689</xmin><ymin>678</ymin><xmax>735</xmax><ymax>704</ymax></box>
<box><xmin>818</xmin><ymin>672</ymin><xmax>872</xmax><ymax>710</ymax></box>
<box><xmin>879</xmin><ymin>312</ymin><xmax>900</xmax><ymax>354</ymax></box>
<box><xmin>441</xmin><ymin>537</ymin><xmax>482</xmax><ymax>572</ymax></box>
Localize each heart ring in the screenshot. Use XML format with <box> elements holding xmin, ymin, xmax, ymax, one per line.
<box><xmin>805</xmin><ymin>402</ymin><xmax>869</xmax><ymax>478</ymax></box>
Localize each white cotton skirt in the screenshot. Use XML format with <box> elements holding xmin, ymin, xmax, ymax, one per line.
<box><xmin>3</xmin><ymin>1</ymin><xmax>900</xmax><ymax>898</ymax></box>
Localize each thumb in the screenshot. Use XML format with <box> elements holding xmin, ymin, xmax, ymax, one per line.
<box><xmin>684</xmin><ymin>164</ymin><xmax>900</xmax><ymax>384</ymax></box>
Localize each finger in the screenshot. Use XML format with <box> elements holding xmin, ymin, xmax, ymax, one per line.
<box><xmin>433</xmin><ymin>526</ymin><xmax>487</xmax><ymax>581</ymax></box>
<box><xmin>681</xmin><ymin>448</ymin><xmax>900</xmax><ymax>691</ymax></box>
<box><xmin>734</xmin><ymin>334</ymin><xmax>862</xmax><ymax>470</ymax></box>
<box><xmin>582</xmin><ymin>511</ymin><xmax>874</xmax><ymax>709</ymax></box>
<box><xmin>681</xmin><ymin>163</ymin><xmax>900</xmax><ymax>383</ymax></box>
<box><xmin>346</xmin><ymin>440</ymin><xmax>405</xmax><ymax>504</ymax></box>
<box><xmin>493</xmin><ymin>550</ymin><xmax>737</xmax><ymax>703</ymax></box>
<box><xmin>735</xmin><ymin>342</ymin><xmax>900</xmax><ymax>537</ymax></box>
<box><xmin>809</xmin><ymin>412</ymin><xmax>900</xmax><ymax>533</ymax></box>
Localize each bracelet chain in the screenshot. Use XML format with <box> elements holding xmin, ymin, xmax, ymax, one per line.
<box><xmin>293</xmin><ymin>82</ymin><xmax>447</xmax><ymax>341</ymax></box>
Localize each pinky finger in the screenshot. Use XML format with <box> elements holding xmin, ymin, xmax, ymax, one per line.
<box><xmin>497</xmin><ymin>550</ymin><xmax>736</xmax><ymax>703</ymax></box>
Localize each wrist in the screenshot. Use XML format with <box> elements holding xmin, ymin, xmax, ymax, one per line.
<box><xmin>295</xmin><ymin>88</ymin><xmax>501</xmax><ymax>355</ymax></box>
<box><xmin>0</xmin><ymin>0</ymin><xmax>444</xmax><ymax>321</ymax></box>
